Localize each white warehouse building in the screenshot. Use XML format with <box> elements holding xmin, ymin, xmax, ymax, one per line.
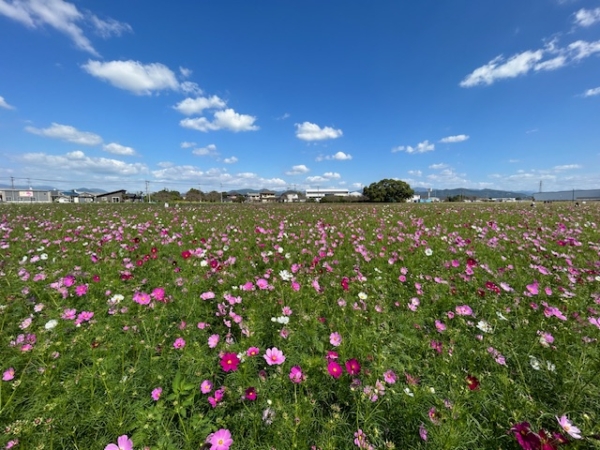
<box><xmin>305</xmin><ymin>188</ymin><xmax>349</xmax><ymax>201</ymax></box>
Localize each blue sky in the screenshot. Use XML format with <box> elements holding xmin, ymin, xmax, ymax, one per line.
<box><xmin>1</xmin><ymin>0</ymin><xmax>599</xmax><ymax>194</ymax></box>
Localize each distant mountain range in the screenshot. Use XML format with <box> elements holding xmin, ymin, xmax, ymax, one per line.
<box><xmin>413</xmin><ymin>187</ymin><xmax>532</xmax><ymax>199</ymax></box>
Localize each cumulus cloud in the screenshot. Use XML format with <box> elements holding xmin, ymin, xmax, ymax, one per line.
<box><xmin>223</xmin><ymin>156</ymin><xmax>238</xmax><ymax>164</ymax></box>
<box><xmin>103</xmin><ymin>142</ymin><xmax>136</xmax><ymax>156</ymax></box>
<box><xmin>0</xmin><ymin>0</ymin><xmax>130</xmax><ymax>56</ymax></box>
<box><xmin>285</xmin><ymin>164</ymin><xmax>310</xmax><ymax>175</ymax></box>
<box><xmin>408</xmin><ymin>170</ymin><xmax>422</xmax><ymax>177</ymax></box>
<box><xmin>583</xmin><ymin>87</ymin><xmax>600</xmax><ymax>97</ymax></box>
<box><xmin>305</xmin><ymin>176</ymin><xmax>328</xmax><ymax>184</ymax></box>
<box><xmin>460</xmin><ymin>39</ymin><xmax>600</xmax><ymax>87</ymax></box>
<box><xmin>323</xmin><ymin>172</ymin><xmax>341</xmax><ymax>179</ymax></box>
<box><xmin>316</xmin><ymin>151</ymin><xmax>352</xmax><ymax>161</ymax></box>
<box><xmin>295</xmin><ymin>122</ymin><xmax>343</xmax><ymax>141</ymax></box>
<box><xmin>392</xmin><ymin>140</ymin><xmax>435</xmax><ymax>154</ymax></box>
<box><xmin>18</xmin><ymin>150</ymin><xmax>147</xmax><ymax>175</ymax></box>
<box><xmin>180</xmin><ymin>108</ymin><xmax>259</xmax><ymax>132</ymax></box>
<box><xmin>0</xmin><ymin>95</ymin><xmax>14</xmax><ymax>109</ymax></box>
<box><xmin>173</xmin><ymin>95</ymin><xmax>227</xmax><ymax>115</ymax></box>
<box><xmin>429</xmin><ymin>163</ymin><xmax>448</xmax><ymax>170</ymax></box>
<box><xmin>554</xmin><ymin>164</ymin><xmax>581</xmax><ymax>170</ymax></box>
<box><xmin>192</xmin><ymin>144</ymin><xmax>218</xmax><ymax>156</ymax></box>
<box><xmin>151</xmin><ymin>164</ymin><xmax>287</xmax><ymax>189</ymax></box>
<box><xmin>82</xmin><ymin>60</ymin><xmax>180</xmax><ymax>95</ymax></box>
<box><xmin>180</xmin><ymin>141</ymin><xmax>196</xmax><ymax>148</ymax></box>
<box><xmin>574</xmin><ymin>8</ymin><xmax>600</xmax><ymax>27</ymax></box>
<box><xmin>25</xmin><ymin>122</ymin><xmax>102</xmax><ymax>145</ymax></box>
<box><xmin>439</xmin><ymin>134</ymin><xmax>469</xmax><ymax>143</ymax></box>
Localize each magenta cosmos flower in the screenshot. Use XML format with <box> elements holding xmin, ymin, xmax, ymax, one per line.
<box><xmin>151</xmin><ymin>387</ymin><xmax>162</xmax><ymax>401</ymax></box>
<box><xmin>246</xmin><ymin>346</ymin><xmax>260</xmax><ymax>357</ymax></box>
<box><xmin>264</xmin><ymin>347</ymin><xmax>286</xmax><ymax>366</ymax></box>
<box><xmin>173</xmin><ymin>337</ymin><xmax>186</xmax><ymax>349</ymax></box>
<box><xmin>3</xmin><ymin>367</ymin><xmax>15</xmax><ymax>381</ymax></box>
<box><xmin>209</xmin><ymin>428</ymin><xmax>233</xmax><ymax>450</ymax></box>
<box><xmin>220</xmin><ymin>353</ymin><xmax>241</xmax><ymax>372</ymax></box>
<box><xmin>327</xmin><ymin>361</ymin><xmax>343</xmax><ymax>378</ymax></box>
<box><xmin>105</xmin><ymin>434</ymin><xmax>133</xmax><ymax>450</ymax></box>
<box><xmin>345</xmin><ymin>358</ymin><xmax>361</xmax><ymax>376</ymax></box>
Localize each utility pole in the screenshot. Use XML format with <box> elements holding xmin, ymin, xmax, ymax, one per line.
<box><xmin>11</xmin><ymin>176</ymin><xmax>15</xmax><ymax>190</ymax></box>
<box><xmin>220</xmin><ymin>183</ymin><xmax>223</xmax><ymax>203</ymax></box>
<box><xmin>145</xmin><ymin>180</ymin><xmax>151</xmax><ymax>203</ymax></box>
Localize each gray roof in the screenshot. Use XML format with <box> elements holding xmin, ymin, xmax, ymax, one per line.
<box><xmin>533</xmin><ymin>189</ymin><xmax>600</xmax><ymax>201</ymax></box>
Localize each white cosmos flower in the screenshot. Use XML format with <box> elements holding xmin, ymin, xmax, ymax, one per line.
<box><xmin>529</xmin><ymin>356</ymin><xmax>541</xmax><ymax>371</ymax></box>
<box><xmin>425</xmin><ymin>248</ymin><xmax>433</xmax><ymax>256</ymax></box>
<box><xmin>45</xmin><ymin>319</ymin><xmax>58</xmax><ymax>330</ymax></box>
<box><xmin>358</xmin><ymin>292</ymin><xmax>368</xmax><ymax>300</ymax></box>
<box><xmin>477</xmin><ymin>321</ymin><xmax>493</xmax><ymax>333</ymax></box>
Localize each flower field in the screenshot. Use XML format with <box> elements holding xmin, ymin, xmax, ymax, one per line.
<box><xmin>1</xmin><ymin>202</ymin><xmax>599</xmax><ymax>449</ymax></box>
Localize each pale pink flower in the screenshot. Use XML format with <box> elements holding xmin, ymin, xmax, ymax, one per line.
<box><xmin>105</xmin><ymin>434</ymin><xmax>133</xmax><ymax>450</ymax></box>
<box><xmin>264</xmin><ymin>347</ymin><xmax>286</xmax><ymax>365</ymax></box>
<box><xmin>173</xmin><ymin>337</ymin><xmax>186</xmax><ymax>349</ymax></box>
<box><xmin>3</xmin><ymin>367</ymin><xmax>15</xmax><ymax>381</ymax></box>
<box><xmin>556</xmin><ymin>415</ymin><xmax>582</xmax><ymax>439</ymax></box>
<box><xmin>329</xmin><ymin>332</ymin><xmax>342</xmax><ymax>347</ymax></box>
<box><xmin>208</xmin><ymin>334</ymin><xmax>220</xmax><ymax>348</ymax></box>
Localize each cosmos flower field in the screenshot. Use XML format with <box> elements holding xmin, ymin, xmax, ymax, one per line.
<box><xmin>1</xmin><ymin>202</ymin><xmax>599</xmax><ymax>450</ymax></box>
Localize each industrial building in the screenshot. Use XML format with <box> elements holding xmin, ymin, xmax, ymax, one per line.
<box><xmin>533</xmin><ymin>189</ymin><xmax>600</xmax><ymax>202</ymax></box>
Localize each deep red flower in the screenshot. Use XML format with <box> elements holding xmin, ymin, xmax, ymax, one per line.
<box><xmin>466</xmin><ymin>375</ymin><xmax>480</xmax><ymax>391</ymax></box>
<box><xmin>181</xmin><ymin>250</ymin><xmax>192</xmax><ymax>259</ymax></box>
<box><xmin>340</xmin><ymin>277</ymin><xmax>349</xmax><ymax>291</ymax></box>
<box><xmin>244</xmin><ymin>387</ymin><xmax>257</xmax><ymax>401</ymax></box>
<box><xmin>151</xmin><ymin>247</ymin><xmax>158</xmax><ymax>253</ymax></box>
<box><xmin>220</xmin><ymin>352</ymin><xmax>240</xmax><ymax>372</ymax></box>
<box><xmin>511</xmin><ymin>422</ymin><xmax>541</xmax><ymax>450</ymax></box>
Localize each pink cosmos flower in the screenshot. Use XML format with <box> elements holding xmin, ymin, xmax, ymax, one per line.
<box><xmin>329</xmin><ymin>332</ymin><xmax>342</xmax><ymax>347</ymax></box>
<box><xmin>151</xmin><ymin>287</ymin><xmax>165</xmax><ymax>302</ymax></box>
<box><xmin>256</xmin><ymin>278</ymin><xmax>269</xmax><ymax>290</ymax></box>
<box><xmin>246</xmin><ymin>346</ymin><xmax>260</xmax><ymax>357</ymax></box>
<box><xmin>383</xmin><ymin>370</ymin><xmax>397</xmax><ymax>384</ymax></box>
<box><xmin>289</xmin><ymin>365</ymin><xmax>305</xmax><ymax>383</ymax></box>
<box><xmin>104</xmin><ymin>435</ymin><xmax>133</xmax><ymax>450</ymax></box>
<box><xmin>556</xmin><ymin>415</ymin><xmax>582</xmax><ymax>439</ymax></box>
<box><xmin>173</xmin><ymin>337</ymin><xmax>186</xmax><ymax>349</ymax></box>
<box><xmin>208</xmin><ymin>428</ymin><xmax>233</xmax><ymax>450</ymax></box>
<box><xmin>3</xmin><ymin>367</ymin><xmax>15</xmax><ymax>381</ymax></box>
<box><xmin>200</xmin><ymin>379</ymin><xmax>214</xmax><ymax>394</ymax></box>
<box><xmin>455</xmin><ymin>305</ymin><xmax>473</xmax><ymax>316</ymax></box>
<box><xmin>151</xmin><ymin>387</ymin><xmax>162</xmax><ymax>401</ymax></box>
<box><xmin>327</xmin><ymin>361</ymin><xmax>343</xmax><ymax>378</ymax></box>
<box><xmin>419</xmin><ymin>424</ymin><xmax>428</xmax><ymax>441</ymax></box>
<box><xmin>75</xmin><ymin>284</ymin><xmax>88</xmax><ymax>297</ymax></box>
<box><xmin>133</xmin><ymin>291</ymin><xmax>151</xmax><ymax>305</ymax></box>
<box><xmin>264</xmin><ymin>347</ymin><xmax>286</xmax><ymax>366</ymax></box>
<box><xmin>220</xmin><ymin>353</ymin><xmax>241</xmax><ymax>372</ymax></box>
<box><xmin>435</xmin><ymin>320</ymin><xmax>446</xmax><ymax>332</ymax></box>
<box><xmin>200</xmin><ymin>291</ymin><xmax>215</xmax><ymax>300</ymax></box>
<box><xmin>208</xmin><ymin>334</ymin><xmax>220</xmax><ymax>348</ymax></box>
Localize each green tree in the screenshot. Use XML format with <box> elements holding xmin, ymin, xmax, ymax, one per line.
<box><xmin>185</xmin><ymin>188</ymin><xmax>204</xmax><ymax>202</ymax></box>
<box><xmin>362</xmin><ymin>179</ymin><xmax>413</xmax><ymax>202</ymax></box>
<box><xmin>152</xmin><ymin>189</ymin><xmax>182</xmax><ymax>203</ymax></box>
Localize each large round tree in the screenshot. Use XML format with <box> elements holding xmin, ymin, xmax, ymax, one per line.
<box><xmin>363</xmin><ymin>178</ymin><xmax>414</xmax><ymax>202</ymax></box>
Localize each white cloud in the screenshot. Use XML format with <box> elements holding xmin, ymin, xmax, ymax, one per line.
<box><xmin>285</xmin><ymin>164</ymin><xmax>310</xmax><ymax>175</ymax></box>
<box><xmin>554</xmin><ymin>164</ymin><xmax>581</xmax><ymax>170</ymax></box>
<box><xmin>103</xmin><ymin>142</ymin><xmax>136</xmax><ymax>156</ymax></box>
<box><xmin>574</xmin><ymin>8</ymin><xmax>600</xmax><ymax>27</ymax></box>
<box><xmin>429</xmin><ymin>163</ymin><xmax>448</xmax><ymax>170</ymax></box>
<box><xmin>223</xmin><ymin>156</ymin><xmax>238</xmax><ymax>164</ymax></box>
<box><xmin>180</xmin><ymin>141</ymin><xmax>196</xmax><ymax>148</ymax></box>
<box><xmin>25</xmin><ymin>122</ymin><xmax>102</xmax><ymax>145</ymax></box>
<box><xmin>179</xmin><ymin>81</ymin><xmax>203</xmax><ymax>96</ymax></box>
<box><xmin>0</xmin><ymin>95</ymin><xmax>14</xmax><ymax>109</ymax></box>
<box><xmin>192</xmin><ymin>144</ymin><xmax>218</xmax><ymax>156</ymax></box>
<box><xmin>89</xmin><ymin>15</ymin><xmax>132</xmax><ymax>39</ymax></box>
<box><xmin>173</xmin><ymin>95</ymin><xmax>226</xmax><ymax>115</ymax></box>
<box><xmin>316</xmin><ymin>151</ymin><xmax>352</xmax><ymax>161</ymax></box>
<box><xmin>461</xmin><ymin>39</ymin><xmax>600</xmax><ymax>87</ymax></box>
<box><xmin>180</xmin><ymin>108</ymin><xmax>259</xmax><ymax>132</ymax></box>
<box><xmin>305</xmin><ymin>176</ymin><xmax>328</xmax><ymax>184</ymax></box>
<box><xmin>393</xmin><ymin>140</ymin><xmax>435</xmax><ymax>154</ymax></box>
<box><xmin>179</xmin><ymin>66</ymin><xmax>192</xmax><ymax>78</ymax></box>
<box><xmin>82</xmin><ymin>60</ymin><xmax>180</xmax><ymax>95</ymax></box>
<box><xmin>151</xmin><ymin>164</ymin><xmax>287</xmax><ymax>190</ymax></box>
<box><xmin>18</xmin><ymin>150</ymin><xmax>147</xmax><ymax>175</ymax></box>
<box><xmin>295</xmin><ymin>122</ymin><xmax>343</xmax><ymax>141</ymax></box>
<box><xmin>408</xmin><ymin>170</ymin><xmax>422</xmax><ymax>177</ymax></box>
<box><xmin>460</xmin><ymin>50</ymin><xmax>544</xmax><ymax>87</ymax></box>
<box><xmin>0</xmin><ymin>0</ymin><xmax>130</xmax><ymax>56</ymax></box>
<box><xmin>439</xmin><ymin>134</ymin><xmax>469</xmax><ymax>143</ymax></box>
<box><xmin>583</xmin><ymin>87</ymin><xmax>600</xmax><ymax>97</ymax></box>
<box><xmin>277</xmin><ymin>113</ymin><xmax>290</xmax><ymax>120</ymax></box>
<box><xmin>323</xmin><ymin>172</ymin><xmax>341</xmax><ymax>179</ymax></box>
